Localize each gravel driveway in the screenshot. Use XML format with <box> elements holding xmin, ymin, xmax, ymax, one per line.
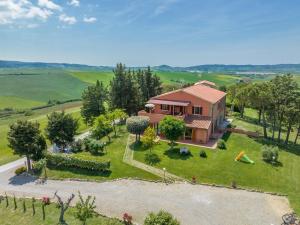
<box><xmin>0</xmin><ymin>163</ymin><xmax>292</xmax><ymax>225</ymax></box>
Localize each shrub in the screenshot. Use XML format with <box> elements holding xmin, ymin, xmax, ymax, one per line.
<box><xmin>46</xmin><ymin>154</ymin><xmax>110</xmax><ymax>172</ymax></box>
<box><xmin>217</xmin><ymin>139</ymin><xmax>226</xmax><ymax>149</ymax></box>
<box><xmin>82</xmin><ymin>138</ymin><xmax>105</xmax><ymax>155</ymax></box>
<box><xmin>199</xmin><ymin>150</ymin><xmax>207</xmax><ymax>158</ymax></box>
<box><xmin>261</xmin><ymin>145</ymin><xmax>279</xmax><ymax>163</ymax></box>
<box><xmin>144</xmin><ymin>153</ymin><xmax>161</xmax><ymax>165</ymax></box>
<box><xmin>15</xmin><ymin>166</ymin><xmax>27</xmax><ymax>175</ymax></box>
<box><xmin>88</xmin><ymin>140</ymin><xmax>105</xmax><ymax>155</ymax></box>
<box><xmin>71</xmin><ymin>140</ymin><xmax>84</xmax><ymax>153</ymax></box>
<box><xmin>144</xmin><ymin>210</ymin><xmax>180</xmax><ymax>225</ymax></box>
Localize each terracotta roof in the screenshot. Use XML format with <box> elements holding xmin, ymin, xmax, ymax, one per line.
<box><xmin>182</xmin><ymin>84</ymin><xmax>226</xmax><ymax>103</ymax></box>
<box><xmin>148</xmin><ymin>99</ymin><xmax>190</xmax><ymax>106</ymax></box>
<box><xmin>184</xmin><ymin>115</ymin><xmax>211</xmax><ymax>129</ymax></box>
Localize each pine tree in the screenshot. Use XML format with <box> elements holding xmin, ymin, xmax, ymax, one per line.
<box><xmin>81</xmin><ymin>80</ymin><xmax>107</xmax><ymax>125</ymax></box>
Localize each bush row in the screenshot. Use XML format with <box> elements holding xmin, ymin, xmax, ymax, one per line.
<box><xmin>46</xmin><ymin>154</ymin><xmax>110</xmax><ymax>172</ymax></box>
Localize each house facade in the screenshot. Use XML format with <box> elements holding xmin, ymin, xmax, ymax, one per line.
<box><xmin>138</xmin><ymin>80</ymin><xmax>226</xmax><ymax>144</ymax></box>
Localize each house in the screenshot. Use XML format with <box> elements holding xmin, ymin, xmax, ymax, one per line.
<box><xmin>138</xmin><ymin>80</ymin><xmax>226</xmax><ymax>144</ymax></box>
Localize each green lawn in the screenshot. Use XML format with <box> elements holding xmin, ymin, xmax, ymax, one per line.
<box><xmin>0</xmin><ymin>197</ymin><xmax>122</xmax><ymax>225</ymax></box>
<box><xmin>133</xmin><ymin>133</ymin><xmax>300</xmax><ymax>214</ymax></box>
<box><xmin>46</xmin><ymin>127</ymin><xmax>159</xmax><ymax>181</ymax></box>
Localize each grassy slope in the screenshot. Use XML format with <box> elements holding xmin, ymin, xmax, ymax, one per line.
<box><xmin>0</xmin><ymin>70</ymin><xmax>87</xmax><ymax>107</ymax></box>
<box><xmin>47</xmin><ymin>127</ymin><xmax>159</xmax><ymax>181</ymax></box>
<box><xmin>0</xmin><ymin>102</ymin><xmax>86</xmax><ymax>166</ymax></box>
<box><xmin>0</xmin><ymin>197</ymin><xmax>122</xmax><ymax>225</ymax></box>
<box><xmin>70</xmin><ymin>71</ymin><xmax>114</xmax><ymax>85</ymax></box>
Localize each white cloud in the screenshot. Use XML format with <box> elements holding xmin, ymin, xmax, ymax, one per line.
<box><xmin>0</xmin><ymin>0</ymin><xmax>53</xmax><ymax>25</ymax></box>
<box><xmin>68</xmin><ymin>0</ymin><xmax>79</xmax><ymax>7</ymax></box>
<box><xmin>38</xmin><ymin>0</ymin><xmax>61</xmax><ymax>11</ymax></box>
<box><xmin>83</xmin><ymin>16</ymin><xmax>96</xmax><ymax>23</ymax></box>
<box><xmin>59</xmin><ymin>14</ymin><xmax>76</xmax><ymax>24</ymax></box>
<box><xmin>153</xmin><ymin>0</ymin><xmax>179</xmax><ymax>16</ymax></box>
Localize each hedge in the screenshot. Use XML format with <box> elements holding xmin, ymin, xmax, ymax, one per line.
<box><xmin>46</xmin><ymin>154</ymin><xmax>110</xmax><ymax>172</ymax></box>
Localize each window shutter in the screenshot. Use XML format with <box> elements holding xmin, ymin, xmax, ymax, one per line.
<box><xmin>200</xmin><ymin>107</ymin><xmax>203</xmax><ymax>115</ymax></box>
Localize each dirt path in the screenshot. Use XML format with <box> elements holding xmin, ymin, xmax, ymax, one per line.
<box><xmin>0</xmin><ymin>168</ymin><xmax>292</xmax><ymax>225</ymax></box>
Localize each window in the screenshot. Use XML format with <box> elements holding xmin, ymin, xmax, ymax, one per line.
<box><xmin>161</xmin><ymin>104</ymin><xmax>169</xmax><ymax>111</ymax></box>
<box><xmin>192</xmin><ymin>106</ymin><xmax>202</xmax><ymax>115</ymax></box>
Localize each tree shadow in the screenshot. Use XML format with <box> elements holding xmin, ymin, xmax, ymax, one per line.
<box><xmin>8</xmin><ymin>174</ymin><xmax>38</xmax><ymax>185</ymax></box>
<box><xmin>221</xmin><ymin>131</ymin><xmax>231</xmax><ymax>142</ymax></box>
<box><xmin>47</xmin><ymin>165</ymin><xmax>112</xmax><ymax>178</ymax></box>
<box><xmin>254</xmin><ymin>137</ymin><xmax>300</xmax><ymax>157</ymax></box>
<box><xmin>164</xmin><ymin>148</ymin><xmax>193</xmax><ymax>160</ymax></box>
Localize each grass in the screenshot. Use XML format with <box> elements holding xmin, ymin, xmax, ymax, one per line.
<box><xmin>155</xmin><ymin>71</ymin><xmax>241</xmax><ymax>86</ymax></box>
<box><xmin>133</xmin><ymin>133</ymin><xmax>300</xmax><ymax>214</ymax></box>
<box><xmin>46</xmin><ymin>127</ymin><xmax>159</xmax><ymax>181</ymax></box>
<box><xmin>70</xmin><ymin>71</ymin><xmax>114</xmax><ymax>85</ymax></box>
<box><xmin>0</xmin><ymin>96</ymin><xmax>43</xmax><ymax>109</ymax></box>
<box><xmin>0</xmin><ymin>197</ymin><xmax>123</xmax><ymax>225</ymax></box>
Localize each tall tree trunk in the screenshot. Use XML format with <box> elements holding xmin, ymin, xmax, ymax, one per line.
<box><xmin>26</xmin><ymin>155</ymin><xmax>31</xmax><ymax>172</ymax></box>
<box><xmin>294</xmin><ymin>126</ymin><xmax>300</xmax><ymax>145</ymax></box>
<box><xmin>59</xmin><ymin>206</ymin><xmax>65</xmax><ymax>223</ymax></box>
<box><xmin>277</xmin><ymin>112</ymin><xmax>284</xmax><ymax>142</ymax></box>
<box><xmin>258</xmin><ymin>109</ymin><xmax>262</xmax><ymax>124</ymax></box>
<box><xmin>284</xmin><ymin>123</ymin><xmax>292</xmax><ymax>145</ymax></box>
<box><xmin>262</xmin><ymin>109</ymin><xmax>268</xmax><ymax>138</ymax></box>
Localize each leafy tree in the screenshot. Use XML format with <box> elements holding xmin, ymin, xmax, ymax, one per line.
<box><xmin>141</xmin><ymin>126</ymin><xmax>156</xmax><ymax>152</ymax></box>
<box><xmin>92</xmin><ymin>115</ymin><xmax>113</xmax><ymax>142</ymax></box>
<box><xmin>144</xmin><ymin>210</ymin><xmax>180</xmax><ymax>225</ymax></box>
<box><xmin>159</xmin><ymin>116</ymin><xmax>185</xmax><ymax>150</ymax></box>
<box><xmin>45</xmin><ymin>111</ymin><xmax>79</xmax><ymax>151</ymax></box>
<box><xmin>110</xmin><ymin>63</ymin><xmax>142</xmax><ymax>115</ymax></box>
<box><xmin>107</xmin><ymin>109</ymin><xmax>128</xmax><ymax>136</ymax></box>
<box><xmin>283</xmin><ymin>94</ymin><xmax>300</xmax><ymax>144</ymax></box>
<box><xmin>269</xmin><ymin>74</ymin><xmax>298</xmax><ymax>142</ymax></box>
<box><xmin>75</xmin><ymin>192</ymin><xmax>96</xmax><ymax>225</ymax></box>
<box><xmin>7</xmin><ymin>120</ymin><xmax>46</xmax><ymax>171</ymax></box>
<box><xmin>81</xmin><ymin>80</ymin><xmax>107</xmax><ymax>125</ymax></box>
<box><xmin>126</xmin><ymin>116</ymin><xmax>149</xmax><ymax>142</ymax></box>
<box><xmin>234</xmin><ymin>83</ymin><xmax>250</xmax><ymax>118</ymax></box>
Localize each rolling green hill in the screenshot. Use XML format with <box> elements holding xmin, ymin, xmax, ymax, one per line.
<box><xmin>0</xmin><ymin>68</ymin><xmax>299</xmax><ymax>110</ymax></box>
<box><xmin>0</xmin><ymin>70</ymin><xmax>87</xmax><ymax>108</ymax></box>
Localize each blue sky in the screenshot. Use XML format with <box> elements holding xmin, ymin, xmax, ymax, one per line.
<box><xmin>1</xmin><ymin>0</ymin><xmax>300</xmax><ymax>66</ymax></box>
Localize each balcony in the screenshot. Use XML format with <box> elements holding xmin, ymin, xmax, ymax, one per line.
<box><xmin>138</xmin><ymin>110</ymin><xmax>185</xmax><ymax>124</ymax></box>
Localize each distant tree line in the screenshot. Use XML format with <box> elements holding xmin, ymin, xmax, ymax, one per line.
<box><xmin>81</xmin><ymin>63</ymin><xmax>162</xmax><ymax>125</ymax></box>
<box><xmin>227</xmin><ymin>74</ymin><xmax>300</xmax><ymax>145</ymax></box>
